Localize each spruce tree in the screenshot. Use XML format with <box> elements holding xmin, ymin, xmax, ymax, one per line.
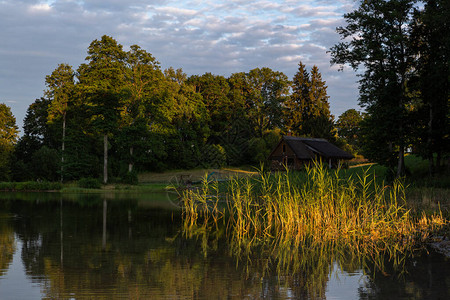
<box><xmin>285</xmin><ymin>62</ymin><xmax>334</xmax><ymax>140</ymax></box>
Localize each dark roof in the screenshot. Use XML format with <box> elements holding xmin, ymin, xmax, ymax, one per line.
<box><xmin>275</xmin><ymin>136</ymin><xmax>353</xmax><ymax>160</ymax></box>
<box><xmin>283</xmin><ymin>137</ymin><xmax>312</xmax><ymax>159</ymax></box>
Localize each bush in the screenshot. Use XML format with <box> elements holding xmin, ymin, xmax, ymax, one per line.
<box><xmin>121</xmin><ymin>171</ymin><xmax>138</xmax><ymax>185</ymax></box>
<box><xmin>202</xmin><ymin>144</ymin><xmax>227</xmax><ymax>168</ymax></box>
<box><xmin>78</xmin><ymin>177</ymin><xmax>102</xmax><ymax>189</ymax></box>
<box><xmin>31</xmin><ymin>146</ymin><xmax>61</xmax><ymax>181</ymax></box>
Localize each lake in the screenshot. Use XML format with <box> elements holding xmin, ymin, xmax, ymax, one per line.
<box><xmin>0</xmin><ymin>192</ymin><xmax>448</xmax><ymax>299</ymax></box>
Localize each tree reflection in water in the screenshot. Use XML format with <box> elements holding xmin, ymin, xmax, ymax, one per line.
<box><xmin>0</xmin><ymin>213</ymin><xmax>15</xmax><ymax>277</ymax></box>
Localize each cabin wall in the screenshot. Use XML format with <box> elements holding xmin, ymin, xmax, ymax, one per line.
<box><xmin>270</xmin><ymin>141</ymin><xmax>302</xmax><ymax>170</ymax></box>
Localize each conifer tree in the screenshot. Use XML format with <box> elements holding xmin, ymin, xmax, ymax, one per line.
<box><xmin>285</xmin><ymin>62</ymin><xmax>334</xmax><ymax>140</ymax></box>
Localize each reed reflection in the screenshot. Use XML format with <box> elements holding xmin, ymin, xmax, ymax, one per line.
<box><xmin>181</xmin><ymin>164</ymin><xmax>447</xmax><ymax>298</ymax></box>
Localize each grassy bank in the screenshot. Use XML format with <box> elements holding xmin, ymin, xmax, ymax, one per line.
<box><xmin>60</xmin><ymin>182</ymin><xmax>169</xmax><ymax>193</ymax></box>
<box><xmin>138</xmin><ymin>167</ymin><xmax>257</xmax><ymax>183</ymax></box>
<box><xmin>0</xmin><ymin>181</ymin><xmax>168</xmax><ymax>193</ymax></box>
<box><xmin>0</xmin><ymin>181</ymin><xmax>63</xmax><ymax>191</ymax></box>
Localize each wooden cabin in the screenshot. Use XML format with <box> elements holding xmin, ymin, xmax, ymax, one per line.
<box><xmin>268</xmin><ymin>136</ymin><xmax>354</xmax><ymax>170</ymax></box>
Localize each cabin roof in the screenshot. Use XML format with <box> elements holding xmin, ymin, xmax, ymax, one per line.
<box><xmin>271</xmin><ymin>136</ymin><xmax>354</xmax><ymax>160</ymax></box>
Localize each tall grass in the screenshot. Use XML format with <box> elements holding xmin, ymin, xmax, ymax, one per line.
<box><xmin>180</xmin><ymin>163</ymin><xmax>446</xmax><ymax>294</ymax></box>
<box><xmin>182</xmin><ymin>162</ymin><xmax>446</xmax><ymax>254</ymax></box>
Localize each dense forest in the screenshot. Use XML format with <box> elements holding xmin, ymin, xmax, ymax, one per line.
<box><xmin>0</xmin><ymin>0</ymin><xmax>448</xmax><ymax>183</ymax></box>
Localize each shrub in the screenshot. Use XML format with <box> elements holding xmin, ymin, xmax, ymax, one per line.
<box><xmin>78</xmin><ymin>177</ymin><xmax>102</xmax><ymax>189</ymax></box>
<box><xmin>121</xmin><ymin>171</ymin><xmax>138</xmax><ymax>185</ymax></box>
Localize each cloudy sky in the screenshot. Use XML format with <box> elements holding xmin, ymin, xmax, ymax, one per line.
<box><xmin>1</xmin><ymin>0</ymin><xmax>360</xmax><ymax>132</ymax></box>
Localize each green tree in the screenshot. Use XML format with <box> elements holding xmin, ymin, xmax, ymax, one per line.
<box><xmin>330</xmin><ymin>0</ymin><xmax>417</xmax><ymax>176</ymax></box>
<box><xmin>163</xmin><ymin>68</ymin><xmax>209</xmax><ymax>169</ymax></box>
<box><xmin>0</xmin><ymin>103</ymin><xmax>19</xmax><ymax>180</ymax></box>
<box><xmin>187</xmin><ymin>73</ymin><xmax>232</xmax><ymax>136</ymax></box>
<box><xmin>284</xmin><ymin>62</ymin><xmax>309</xmax><ymax>135</ymax></box>
<box><xmin>13</xmin><ymin>98</ymin><xmax>60</xmax><ymax>181</ymax></box>
<box><xmin>45</xmin><ymin>63</ymin><xmax>75</xmax><ymax>182</ymax></box>
<box><xmin>336</xmin><ymin>109</ymin><xmax>363</xmax><ymax>153</ymax></box>
<box><xmin>248</xmin><ymin>129</ymin><xmax>281</xmax><ymax>165</ymax></box>
<box><xmin>285</xmin><ymin>63</ymin><xmax>334</xmax><ymax>140</ymax></box>
<box><xmin>222</xmin><ymin>73</ymin><xmax>253</xmax><ymax>165</ymax></box>
<box><xmin>31</xmin><ymin>146</ymin><xmax>60</xmax><ymax>181</ymax></box>
<box><xmin>120</xmin><ymin>45</ymin><xmax>165</xmax><ymax>173</ymax></box>
<box><xmin>410</xmin><ymin>0</ymin><xmax>450</xmax><ymax>173</ymax></box>
<box><xmin>78</xmin><ymin>35</ymin><xmax>126</xmax><ymax>183</ymax></box>
<box><xmin>246</xmin><ymin>68</ymin><xmax>289</xmax><ymax>137</ymax></box>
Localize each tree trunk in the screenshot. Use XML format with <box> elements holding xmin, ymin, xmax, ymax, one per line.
<box><xmin>436</xmin><ymin>151</ymin><xmax>442</xmax><ymax>171</ymax></box>
<box><xmin>128</xmin><ymin>146</ymin><xmax>133</xmax><ymax>173</ymax></box>
<box><xmin>428</xmin><ymin>103</ymin><xmax>434</xmax><ymax>175</ymax></box>
<box><xmin>60</xmin><ymin>113</ymin><xmax>66</xmax><ymax>183</ymax></box>
<box><xmin>102</xmin><ymin>198</ymin><xmax>107</xmax><ymax>250</ymax></box>
<box><xmin>60</xmin><ymin>197</ymin><xmax>63</xmax><ymax>266</ymax></box>
<box><xmin>397</xmin><ymin>146</ymin><xmax>405</xmax><ymax>178</ymax></box>
<box><xmin>103</xmin><ymin>134</ymin><xmax>108</xmax><ymax>184</ymax></box>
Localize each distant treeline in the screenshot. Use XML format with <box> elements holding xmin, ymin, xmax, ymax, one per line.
<box><xmin>1</xmin><ymin>35</ymin><xmax>354</xmax><ymax>183</ymax></box>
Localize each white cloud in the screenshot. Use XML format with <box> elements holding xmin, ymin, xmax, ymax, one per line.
<box><xmin>0</xmin><ymin>0</ymin><xmax>361</xmax><ymax>130</ymax></box>
<box><xmin>28</xmin><ymin>3</ymin><xmax>52</xmax><ymax>13</ymax></box>
<box><xmin>154</xmin><ymin>6</ymin><xmax>199</xmax><ymax>16</ymax></box>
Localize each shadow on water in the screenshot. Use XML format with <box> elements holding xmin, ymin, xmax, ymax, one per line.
<box><xmin>0</xmin><ymin>192</ymin><xmax>448</xmax><ymax>299</ymax></box>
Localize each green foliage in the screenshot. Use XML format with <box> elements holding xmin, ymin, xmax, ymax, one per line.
<box><xmin>45</xmin><ymin>63</ymin><xmax>75</xmax><ymax>123</ymax></box>
<box><xmin>0</xmin><ymin>103</ymin><xmax>19</xmax><ymax>146</ymax></box>
<box><xmin>329</xmin><ymin>0</ymin><xmax>450</xmax><ymax>176</ymax></box>
<box><xmin>248</xmin><ymin>129</ymin><xmax>281</xmax><ymax>165</ymax></box>
<box><xmin>285</xmin><ymin>63</ymin><xmax>334</xmax><ymax>140</ymax></box>
<box><xmin>187</xmin><ymin>73</ymin><xmax>232</xmax><ymax>135</ymax></box>
<box><xmin>15</xmin><ymin>30</ymin><xmax>444</xmax><ymax>182</ymax></box>
<box><xmin>201</xmin><ymin>144</ymin><xmax>227</xmax><ymax>168</ymax></box>
<box><xmin>0</xmin><ymin>103</ymin><xmax>19</xmax><ymax>181</ymax></box>
<box><xmin>31</xmin><ymin>146</ymin><xmax>60</xmax><ymax>181</ymax></box>
<box><xmin>120</xmin><ymin>170</ymin><xmax>139</xmax><ymax>185</ymax></box>
<box><xmin>12</xmin><ymin>98</ymin><xmax>61</xmax><ymax>181</ymax></box>
<box><xmin>62</xmin><ymin>120</ymin><xmax>102</xmax><ymax>181</ymax></box>
<box><xmin>409</xmin><ymin>0</ymin><xmax>450</xmax><ymax>171</ymax></box>
<box><xmin>336</xmin><ymin>109</ymin><xmax>363</xmax><ymax>154</ymax></box>
<box><xmin>77</xmin><ymin>177</ymin><xmax>102</xmax><ymax>189</ymax></box>
<box><xmin>245</xmin><ymin>67</ymin><xmax>290</xmax><ymax>137</ymax></box>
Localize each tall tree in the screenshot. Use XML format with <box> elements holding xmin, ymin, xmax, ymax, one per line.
<box><xmin>336</xmin><ymin>109</ymin><xmax>363</xmax><ymax>154</ymax></box>
<box><xmin>77</xmin><ymin>35</ymin><xmax>126</xmax><ymax>183</ymax></box>
<box><xmin>120</xmin><ymin>45</ymin><xmax>164</xmax><ymax>173</ymax></box>
<box><xmin>284</xmin><ymin>62</ymin><xmax>309</xmax><ymax>135</ymax></box>
<box><xmin>285</xmin><ymin>62</ymin><xmax>334</xmax><ymax>139</ymax></box>
<box><xmin>330</xmin><ymin>0</ymin><xmax>417</xmax><ymax>176</ymax></box>
<box><xmin>187</xmin><ymin>73</ymin><xmax>232</xmax><ymax>137</ymax></box>
<box><xmin>410</xmin><ymin>0</ymin><xmax>450</xmax><ymax>173</ymax></box>
<box><xmin>246</xmin><ymin>68</ymin><xmax>289</xmax><ymax>137</ymax></box>
<box><xmin>0</xmin><ymin>103</ymin><xmax>19</xmax><ymax>180</ymax></box>
<box><xmin>163</xmin><ymin>68</ymin><xmax>209</xmax><ymax>169</ymax></box>
<box><xmin>45</xmin><ymin>63</ymin><xmax>75</xmax><ymax>182</ymax></box>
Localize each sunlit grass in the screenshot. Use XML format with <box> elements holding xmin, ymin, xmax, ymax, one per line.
<box><xmin>181</xmin><ymin>161</ymin><xmax>446</xmax><ymax>256</ymax></box>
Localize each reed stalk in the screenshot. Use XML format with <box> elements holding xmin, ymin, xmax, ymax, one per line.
<box><xmin>182</xmin><ymin>162</ymin><xmax>446</xmax><ymax>258</ymax></box>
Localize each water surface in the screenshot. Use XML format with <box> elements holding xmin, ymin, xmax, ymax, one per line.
<box><xmin>0</xmin><ymin>192</ymin><xmax>448</xmax><ymax>299</ymax></box>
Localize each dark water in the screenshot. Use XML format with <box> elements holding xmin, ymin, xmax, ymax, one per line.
<box><xmin>0</xmin><ymin>192</ymin><xmax>448</xmax><ymax>299</ymax></box>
